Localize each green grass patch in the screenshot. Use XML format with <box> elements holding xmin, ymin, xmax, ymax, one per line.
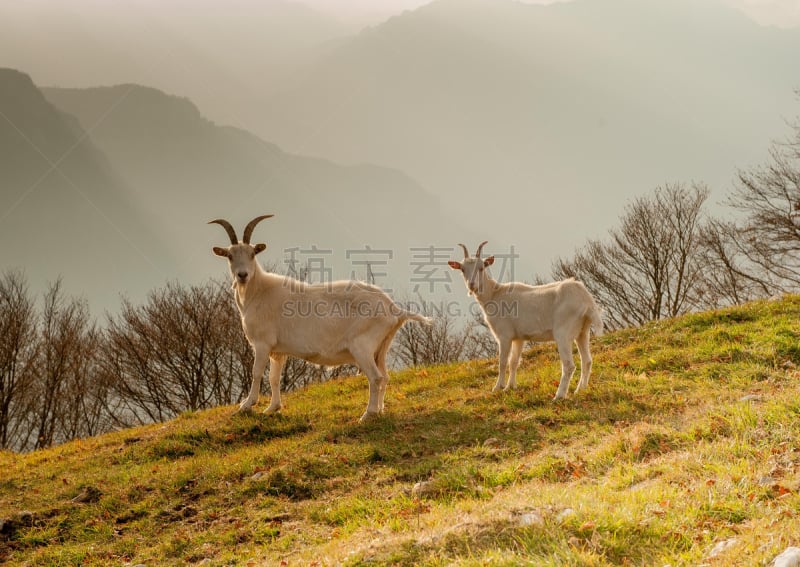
<box><xmin>3</xmin><ymin>297</ymin><xmax>800</xmax><ymax>565</ymax></box>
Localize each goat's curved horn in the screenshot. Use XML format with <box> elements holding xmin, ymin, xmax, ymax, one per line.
<box><xmin>208</xmin><ymin>219</ymin><xmax>238</xmax><ymax>245</ymax></box>
<box><xmin>242</xmin><ymin>214</ymin><xmax>274</xmax><ymax>244</ymax></box>
<box><xmin>457</xmin><ymin>243</ymin><xmax>470</xmax><ymax>259</ymax></box>
<box><xmin>475</xmin><ymin>241</ymin><xmax>489</xmax><ymax>258</ymax></box>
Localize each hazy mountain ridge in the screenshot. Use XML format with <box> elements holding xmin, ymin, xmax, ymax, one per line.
<box><xmin>38</xmin><ymin>81</ymin><xmax>469</xmax><ymax>310</ymax></box>
<box><xmin>0</xmin><ymin>68</ymin><xmax>173</xmax><ymax>311</ymax></box>
<box><xmin>0</xmin><ymin>68</ymin><xmax>471</xmax><ymax>314</ymax></box>
<box><xmin>3</xmin><ymin>0</ymin><xmax>799</xmax><ymax>310</ymax></box>
<box><xmin>43</xmin><ymin>82</ymin><xmax>449</xmax><ymax>235</ymax></box>
<box><xmin>257</xmin><ymin>0</ymin><xmax>800</xmax><ymax>269</ymax></box>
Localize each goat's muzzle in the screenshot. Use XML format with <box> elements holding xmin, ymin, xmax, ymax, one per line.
<box><xmin>237</xmin><ymin>271</ymin><xmax>249</xmax><ymax>284</ymax></box>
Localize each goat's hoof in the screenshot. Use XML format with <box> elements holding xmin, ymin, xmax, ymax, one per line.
<box><xmin>263</xmin><ymin>405</ymin><xmax>282</xmax><ymax>415</ymax></box>
<box><xmin>552</xmin><ymin>394</ymin><xmax>567</xmax><ymax>402</ymax></box>
<box><xmin>491</xmin><ymin>386</ymin><xmax>505</xmax><ymax>393</ymax></box>
<box><xmin>234</xmin><ymin>405</ymin><xmax>254</xmax><ymax>415</ymax></box>
<box><xmin>358</xmin><ymin>411</ymin><xmax>380</xmax><ymax>423</ymax></box>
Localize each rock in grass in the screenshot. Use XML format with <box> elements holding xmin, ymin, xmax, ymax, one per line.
<box><xmin>739</xmin><ymin>394</ymin><xmax>762</xmax><ymax>402</ymax></box>
<box><xmin>708</xmin><ymin>538</ymin><xmax>737</xmax><ymax>558</ymax></box>
<box><xmin>772</xmin><ymin>547</ymin><xmax>800</xmax><ymax>567</ymax></box>
<box><xmin>71</xmin><ymin>485</ymin><xmax>102</xmax><ymax>504</ymax></box>
<box><xmin>411</xmin><ymin>480</ymin><xmax>436</xmax><ymax>497</ymax></box>
<box><xmin>517</xmin><ymin>511</ymin><xmax>545</xmax><ymax>527</ymax></box>
<box><xmin>555</xmin><ymin>508</ymin><xmax>575</xmax><ymax>523</ymax></box>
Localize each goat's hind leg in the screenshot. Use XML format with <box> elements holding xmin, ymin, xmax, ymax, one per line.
<box><xmin>553</xmin><ymin>335</ymin><xmax>577</xmax><ymax>400</ymax></box>
<box><xmin>574</xmin><ymin>327</ymin><xmax>592</xmax><ymax>394</ymax></box>
<box><xmin>374</xmin><ymin>328</ymin><xmax>398</xmax><ymax>414</ymax></box>
<box><xmin>376</xmin><ymin>355</ymin><xmax>391</xmax><ymax>415</ymax></box>
<box><xmin>264</xmin><ymin>354</ymin><xmax>287</xmax><ymax>414</ymax></box>
<box><xmin>352</xmin><ymin>346</ymin><xmax>386</xmax><ymax>423</ymax></box>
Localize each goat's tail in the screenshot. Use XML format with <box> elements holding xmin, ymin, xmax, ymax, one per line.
<box><xmin>586</xmin><ymin>303</ymin><xmax>604</xmax><ymax>337</ymax></box>
<box><xmin>400</xmin><ymin>311</ymin><xmax>433</xmax><ymax>326</ymax></box>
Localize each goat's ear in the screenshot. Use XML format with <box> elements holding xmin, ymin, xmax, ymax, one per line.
<box><xmin>254</xmin><ymin>243</ymin><xmax>267</xmax><ymax>255</ymax></box>
<box><xmin>447</xmin><ymin>260</ymin><xmax>462</xmax><ymax>270</ymax></box>
<box><xmin>484</xmin><ymin>256</ymin><xmax>495</xmax><ymax>267</ymax></box>
<box><xmin>212</xmin><ymin>247</ymin><xmax>229</xmax><ymax>258</ymax></box>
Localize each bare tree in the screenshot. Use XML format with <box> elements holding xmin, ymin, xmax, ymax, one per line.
<box><xmin>392</xmin><ymin>310</ymin><xmax>497</xmax><ymax>367</ymax></box>
<box><xmin>393</xmin><ymin>311</ymin><xmax>462</xmax><ymax>366</ymax></box>
<box><xmin>553</xmin><ymin>182</ymin><xmax>709</xmax><ymax>329</ymax></box>
<box><xmin>695</xmin><ymin>218</ymin><xmax>775</xmax><ymax>309</ymax></box>
<box><xmin>462</xmin><ymin>318</ymin><xmax>499</xmax><ymax>361</ymax></box>
<box><xmin>56</xmin><ymin>336</ymin><xmax>109</xmax><ymax>442</ymax></box>
<box><xmin>723</xmin><ymin>105</ymin><xmax>800</xmax><ymax>290</ymax></box>
<box><xmin>101</xmin><ymin>280</ymin><xmax>252</xmax><ymax>424</ymax></box>
<box><xmin>31</xmin><ymin>279</ymin><xmax>98</xmax><ymax>449</ymax></box>
<box><xmin>0</xmin><ymin>270</ymin><xmax>37</xmax><ymax>450</ymax></box>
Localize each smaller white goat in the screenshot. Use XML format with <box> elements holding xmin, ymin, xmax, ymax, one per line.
<box><xmin>449</xmin><ymin>242</ymin><xmax>603</xmax><ymax>399</ymax></box>
<box><xmin>211</xmin><ymin>215</ymin><xmax>431</xmax><ymax>421</ymax></box>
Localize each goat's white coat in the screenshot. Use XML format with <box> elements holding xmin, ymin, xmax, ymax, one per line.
<box><xmin>450</xmin><ymin>248</ymin><xmax>603</xmax><ymax>398</ymax></box>
<box><xmin>212</xmin><ymin>220</ymin><xmax>429</xmax><ymax>421</ymax></box>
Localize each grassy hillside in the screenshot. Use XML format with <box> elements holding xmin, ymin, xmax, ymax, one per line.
<box><xmin>2</xmin><ymin>297</ymin><xmax>800</xmax><ymax>566</ymax></box>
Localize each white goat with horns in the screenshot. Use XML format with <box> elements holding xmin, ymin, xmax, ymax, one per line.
<box><xmin>448</xmin><ymin>241</ymin><xmax>603</xmax><ymax>399</ymax></box>
<box><xmin>210</xmin><ymin>215</ymin><xmax>431</xmax><ymax>421</ymax></box>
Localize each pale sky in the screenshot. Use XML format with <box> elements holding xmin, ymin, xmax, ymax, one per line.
<box><xmin>728</xmin><ymin>0</ymin><xmax>800</xmax><ymax>27</ymax></box>
<box><xmin>299</xmin><ymin>0</ymin><xmax>800</xmax><ymax>28</ymax></box>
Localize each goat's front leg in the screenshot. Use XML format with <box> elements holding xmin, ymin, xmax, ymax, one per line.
<box><xmin>264</xmin><ymin>353</ymin><xmax>287</xmax><ymax>414</ymax></box>
<box><xmin>237</xmin><ymin>343</ymin><xmax>270</xmax><ymax>413</ymax></box>
<box><xmin>492</xmin><ymin>338</ymin><xmax>512</xmax><ymax>392</ymax></box>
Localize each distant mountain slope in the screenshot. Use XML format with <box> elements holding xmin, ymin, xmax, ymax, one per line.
<box><xmin>0</xmin><ymin>68</ymin><xmax>172</xmax><ymax>311</ymax></box>
<box><xmin>42</xmin><ymin>83</ymin><xmax>466</xmax><ymax>307</ymax></box>
<box><xmin>256</xmin><ymin>0</ymin><xmax>800</xmax><ymax>262</ymax></box>
<box><xmin>0</xmin><ymin>69</ymin><xmax>468</xmax><ymax>313</ymax></box>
